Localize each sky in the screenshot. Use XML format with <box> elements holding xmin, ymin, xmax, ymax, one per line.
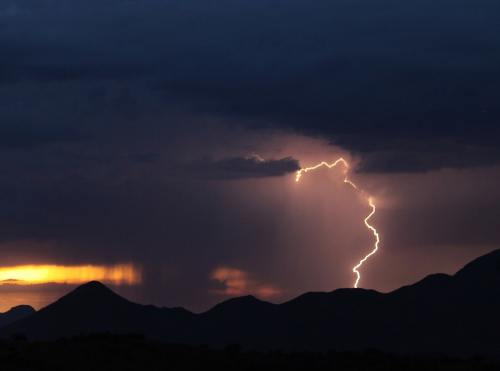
<box><xmin>0</xmin><ymin>0</ymin><xmax>499</xmax><ymax>312</ymax></box>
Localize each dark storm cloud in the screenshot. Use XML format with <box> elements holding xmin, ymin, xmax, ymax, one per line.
<box><xmin>188</xmin><ymin>156</ymin><xmax>300</xmax><ymax>179</ymax></box>
<box><xmin>1</xmin><ymin>64</ymin><xmax>145</xmax><ymax>84</ymax></box>
<box><xmin>1</xmin><ymin>0</ymin><xmax>500</xmax><ymax>312</ymax></box>
<box><xmin>2</xmin><ymin>0</ymin><xmax>500</xmax><ymax>171</ymax></box>
<box><xmin>0</xmin><ymin>125</ymin><xmax>86</xmax><ymax>148</ymax></box>
<box><xmin>354</xmin><ymin>142</ymin><xmax>500</xmax><ymax>173</ymax></box>
<box><xmin>0</xmin><ymin>149</ymin><xmax>300</xmax><ymax>310</ymax></box>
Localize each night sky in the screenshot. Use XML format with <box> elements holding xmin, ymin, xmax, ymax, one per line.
<box><xmin>1</xmin><ymin>0</ymin><xmax>500</xmax><ymax>312</ymax></box>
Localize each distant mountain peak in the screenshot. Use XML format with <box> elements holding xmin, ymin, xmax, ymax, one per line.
<box><xmin>204</xmin><ymin>294</ymin><xmax>275</xmax><ymax>319</ymax></box>
<box><xmin>455</xmin><ymin>248</ymin><xmax>500</xmax><ymax>283</ymax></box>
<box><xmin>208</xmin><ymin>295</ymin><xmax>265</xmax><ymax>310</ymax></box>
<box><xmin>0</xmin><ymin>305</ymin><xmax>35</xmax><ymax>328</ymax></box>
<box><xmin>69</xmin><ymin>280</ymin><xmax>118</xmax><ymax>296</ymax></box>
<box><xmin>45</xmin><ymin>280</ymin><xmax>132</xmax><ymax>311</ymax></box>
<box><xmin>75</xmin><ymin>280</ymin><xmax>110</xmax><ymax>291</ymax></box>
<box><xmin>8</xmin><ymin>305</ymin><xmax>35</xmax><ymax>313</ymax></box>
<box><xmin>225</xmin><ymin>295</ymin><xmax>259</xmax><ymax>303</ymax></box>
<box><xmin>2</xmin><ymin>305</ymin><xmax>35</xmax><ymax>316</ymax></box>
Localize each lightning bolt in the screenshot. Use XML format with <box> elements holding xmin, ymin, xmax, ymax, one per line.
<box><xmin>295</xmin><ymin>158</ymin><xmax>380</xmax><ymax>288</ymax></box>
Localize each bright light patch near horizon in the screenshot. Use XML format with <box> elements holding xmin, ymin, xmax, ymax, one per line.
<box><xmin>211</xmin><ymin>267</ymin><xmax>282</xmax><ymax>299</ymax></box>
<box><xmin>0</xmin><ymin>264</ymin><xmax>141</xmax><ymax>285</ymax></box>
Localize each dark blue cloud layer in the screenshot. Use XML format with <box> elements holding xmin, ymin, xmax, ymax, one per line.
<box><xmin>1</xmin><ymin>0</ymin><xmax>500</xmax><ymax>170</ymax></box>
<box><xmin>1</xmin><ymin>0</ymin><xmax>500</xmax><ymax>311</ymax></box>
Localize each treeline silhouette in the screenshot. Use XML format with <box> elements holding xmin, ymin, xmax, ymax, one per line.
<box><xmin>1</xmin><ymin>333</ymin><xmax>498</xmax><ymax>371</ymax></box>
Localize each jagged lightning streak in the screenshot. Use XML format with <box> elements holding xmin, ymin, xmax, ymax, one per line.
<box><xmin>295</xmin><ymin>158</ymin><xmax>380</xmax><ymax>288</ymax></box>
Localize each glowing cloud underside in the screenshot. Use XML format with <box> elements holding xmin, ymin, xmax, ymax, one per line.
<box><xmin>0</xmin><ymin>264</ymin><xmax>141</xmax><ymax>285</ymax></box>
<box><xmin>211</xmin><ymin>267</ymin><xmax>282</xmax><ymax>299</ymax></box>
<box><xmin>295</xmin><ymin>158</ymin><xmax>380</xmax><ymax>288</ymax></box>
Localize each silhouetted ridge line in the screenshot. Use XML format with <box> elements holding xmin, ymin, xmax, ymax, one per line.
<box><xmin>56</xmin><ymin>280</ymin><xmax>131</xmax><ymax>305</ymax></box>
<box><xmin>2</xmin><ymin>249</ymin><xmax>500</xmax><ymax>356</ymax></box>
<box><xmin>207</xmin><ymin>295</ymin><xmax>273</xmax><ymax>313</ymax></box>
<box><xmin>455</xmin><ymin>249</ymin><xmax>500</xmax><ymax>282</ymax></box>
<box><xmin>0</xmin><ymin>305</ymin><xmax>35</xmax><ymax>328</ymax></box>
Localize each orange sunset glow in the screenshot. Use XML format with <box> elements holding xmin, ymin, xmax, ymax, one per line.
<box><xmin>211</xmin><ymin>267</ymin><xmax>282</xmax><ymax>299</ymax></box>
<box><xmin>0</xmin><ymin>264</ymin><xmax>141</xmax><ymax>286</ymax></box>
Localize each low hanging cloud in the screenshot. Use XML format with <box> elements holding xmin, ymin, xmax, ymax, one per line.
<box><xmin>210</xmin><ymin>267</ymin><xmax>282</xmax><ymax>300</ymax></box>
<box><xmin>4</xmin><ymin>0</ymin><xmax>499</xmax><ymax>172</ymax></box>
<box><xmin>1</xmin><ymin>0</ymin><xmax>500</xmax><ymax>315</ymax></box>
<box><xmin>188</xmin><ymin>155</ymin><xmax>300</xmax><ymax>180</ymax></box>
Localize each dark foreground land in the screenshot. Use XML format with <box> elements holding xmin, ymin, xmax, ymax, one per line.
<box><xmin>0</xmin><ymin>334</ymin><xmax>498</xmax><ymax>371</ymax></box>
<box><xmin>4</xmin><ymin>250</ymin><xmax>500</xmax><ymax>356</ymax></box>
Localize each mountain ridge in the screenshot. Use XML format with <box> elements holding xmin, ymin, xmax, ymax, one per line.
<box><xmin>2</xmin><ymin>249</ymin><xmax>500</xmax><ymax>355</ymax></box>
<box><xmin>0</xmin><ymin>305</ymin><xmax>35</xmax><ymax>328</ymax></box>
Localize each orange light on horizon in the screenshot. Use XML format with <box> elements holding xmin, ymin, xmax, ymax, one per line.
<box><xmin>0</xmin><ymin>264</ymin><xmax>141</xmax><ymax>285</ymax></box>
<box><xmin>211</xmin><ymin>267</ymin><xmax>282</xmax><ymax>299</ymax></box>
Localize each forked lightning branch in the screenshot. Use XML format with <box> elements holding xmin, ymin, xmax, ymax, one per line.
<box><xmin>295</xmin><ymin>158</ymin><xmax>380</xmax><ymax>288</ymax></box>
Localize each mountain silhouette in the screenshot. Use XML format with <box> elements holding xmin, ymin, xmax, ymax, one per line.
<box><xmin>0</xmin><ymin>305</ymin><xmax>35</xmax><ymax>328</ymax></box>
<box><xmin>1</xmin><ymin>281</ymin><xmax>193</xmax><ymax>341</ymax></box>
<box><xmin>3</xmin><ymin>249</ymin><xmax>500</xmax><ymax>355</ymax></box>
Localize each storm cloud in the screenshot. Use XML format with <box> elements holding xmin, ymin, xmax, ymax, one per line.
<box><xmin>0</xmin><ymin>0</ymin><xmax>499</xmax><ymax>312</ymax></box>
<box><xmin>1</xmin><ymin>0</ymin><xmax>500</xmax><ymax>171</ymax></box>
<box><xmin>188</xmin><ymin>156</ymin><xmax>300</xmax><ymax>179</ymax></box>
